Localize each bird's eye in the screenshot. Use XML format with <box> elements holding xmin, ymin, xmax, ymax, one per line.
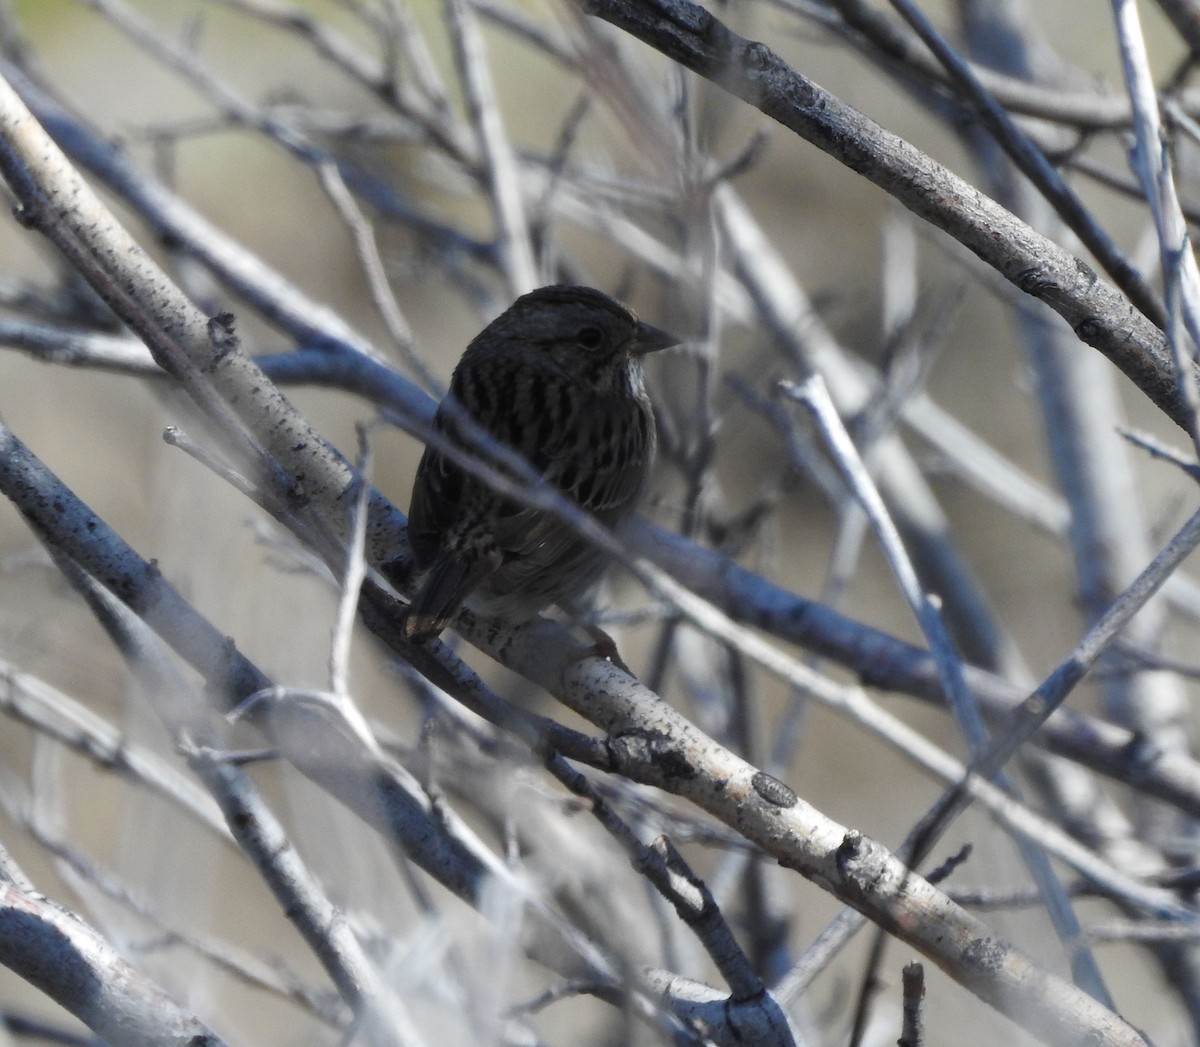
<box><xmin>578</xmin><ymin>325</ymin><xmax>604</xmax><ymax>349</ymax></box>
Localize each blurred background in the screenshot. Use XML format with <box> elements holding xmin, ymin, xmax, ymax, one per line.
<box><xmin>0</xmin><ymin>0</ymin><xmax>1197</xmax><ymax>1043</ymax></box>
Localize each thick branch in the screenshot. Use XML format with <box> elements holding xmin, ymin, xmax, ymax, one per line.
<box><xmin>578</xmin><ymin>0</ymin><xmax>1188</xmax><ymax>430</ymax></box>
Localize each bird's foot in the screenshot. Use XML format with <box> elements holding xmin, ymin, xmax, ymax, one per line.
<box><xmin>578</xmin><ymin>622</ymin><xmax>633</xmax><ymax>676</ymax></box>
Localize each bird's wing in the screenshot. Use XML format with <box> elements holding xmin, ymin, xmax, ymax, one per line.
<box><xmin>406</xmin><ymin>438</ymin><xmax>462</xmax><ymax>569</ymax></box>
<box><xmin>405</xmin><ymin>392</ymin><xmax>506</xmax><ymax>639</ymax></box>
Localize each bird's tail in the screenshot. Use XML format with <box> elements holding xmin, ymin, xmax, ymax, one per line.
<box><xmin>401</xmin><ymin>549</ymin><xmax>501</xmax><ymax>642</ymax></box>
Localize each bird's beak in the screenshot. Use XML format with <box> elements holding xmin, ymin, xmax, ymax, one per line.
<box><xmin>629</xmin><ymin>319</ymin><xmax>680</xmax><ymax>356</ymax></box>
